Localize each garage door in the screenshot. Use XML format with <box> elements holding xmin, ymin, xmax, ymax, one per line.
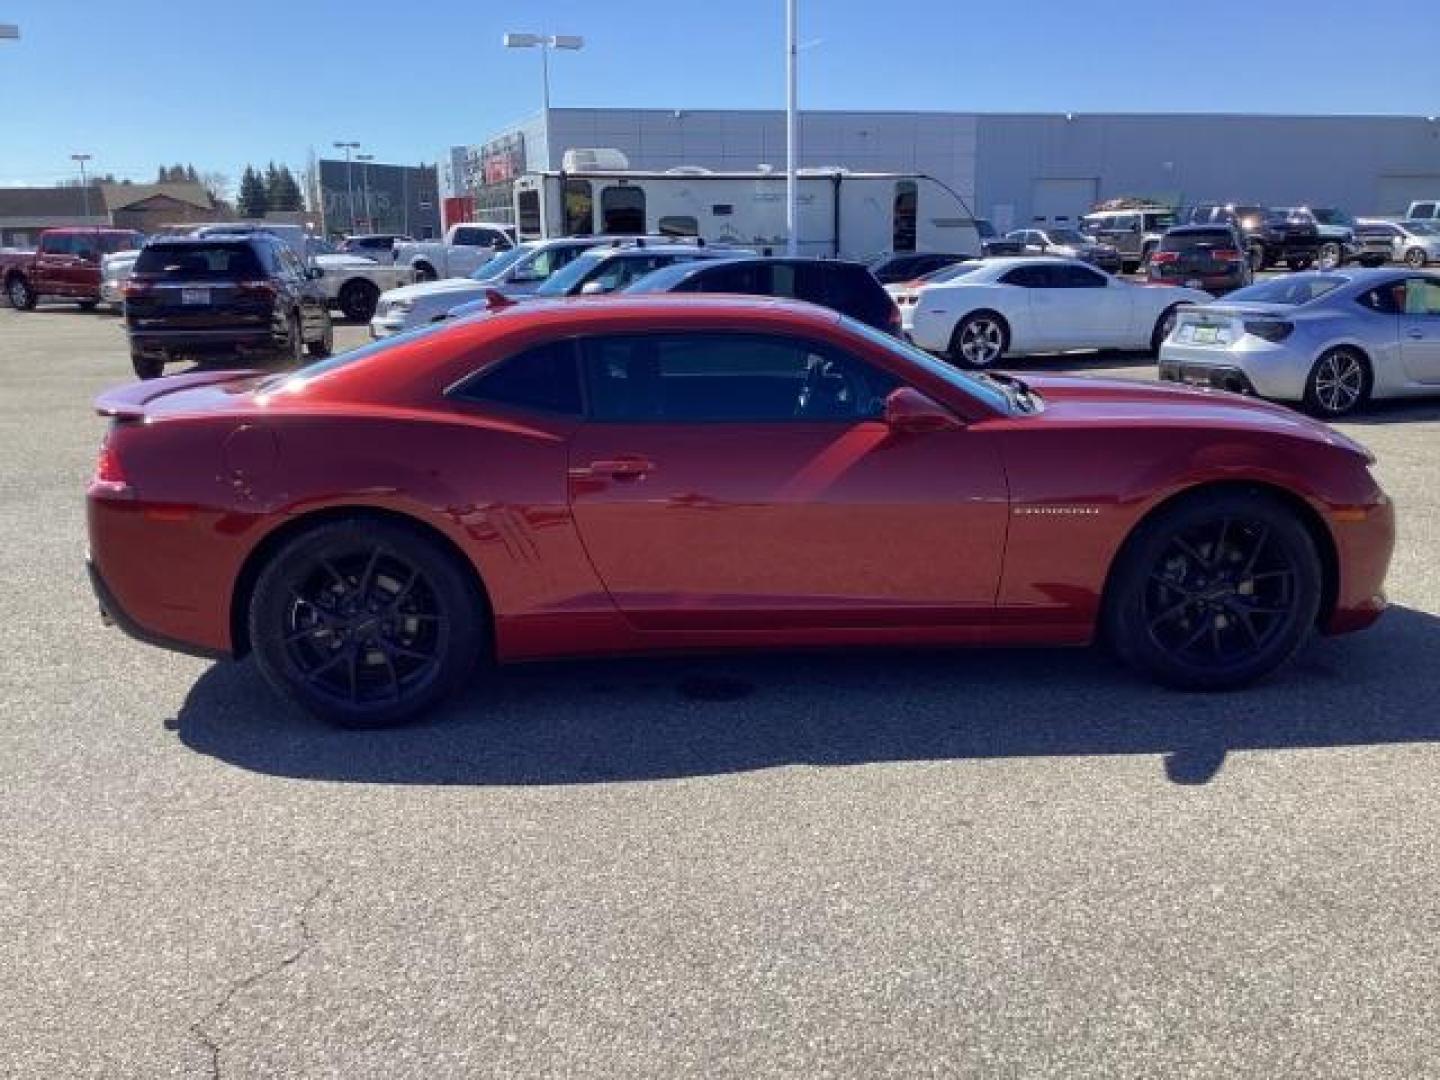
<box><xmin>1377</xmin><ymin>176</ymin><xmax>1440</xmax><ymax>216</ymax></box>
<box><xmin>1031</xmin><ymin>178</ymin><xmax>1099</xmax><ymax>226</ymax></box>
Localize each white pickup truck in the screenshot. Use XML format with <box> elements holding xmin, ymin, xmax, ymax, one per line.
<box><xmin>394</xmin><ymin>223</ymin><xmax>516</xmax><ymax>282</ymax></box>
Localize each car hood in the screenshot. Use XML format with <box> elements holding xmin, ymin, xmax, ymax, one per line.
<box><xmin>315</xmin><ymin>253</ymin><xmax>378</xmax><ymax>268</ymax></box>
<box><xmin>1019</xmin><ymin>373</ymin><xmax>1371</xmax><ymax>454</ymax></box>
<box><xmin>381</xmin><ymin>277</ymin><xmax>488</xmax><ymax>302</ymax></box>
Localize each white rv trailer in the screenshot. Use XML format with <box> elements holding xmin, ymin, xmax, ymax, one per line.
<box><xmin>510</xmin><ymin>166</ymin><xmax>980</xmax><ymax>262</ymax></box>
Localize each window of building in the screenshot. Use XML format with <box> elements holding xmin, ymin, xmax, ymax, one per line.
<box><xmin>893</xmin><ymin>181</ymin><xmax>918</xmax><ymax>252</ymax></box>
<box><xmin>516</xmin><ymin>191</ymin><xmax>542</xmax><ymax>237</ymax></box>
<box><xmin>563</xmin><ymin>179</ymin><xmax>593</xmax><ymax>235</ymax></box>
<box><xmin>658</xmin><ymin>215</ymin><xmax>699</xmax><ymax>238</ymax></box>
<box><xmin>600</xmin><ymin>185</ymin><xmax>646</xmax><ymax>234</ymax></box>
<box><xmin>450</xmin><ymin>341</ymin><xmax>582</xmax><ymax>416</ymax></box>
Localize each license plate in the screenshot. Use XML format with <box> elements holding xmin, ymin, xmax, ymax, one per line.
<box><xmin>1185</xmin><ymin>278</ymin><xmax>1204</xmax><ymax>288</ymax></box>
<box><xmin>1187</xmin><ymin>325</ymin><xmax>1226</xmax><ymax>345</ymax></box>
<box><xmin>181</xmin><ymin>288</ymin><xmax>210</xmax><ymax>306</ymax></box>
<box><xmin>1181</xmin><ymin>368</ymin><xmax>1211</xmax><ymax>386</ymax></box>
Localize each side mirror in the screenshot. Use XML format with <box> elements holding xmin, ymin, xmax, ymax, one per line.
<box><xmin>883</xmin><ymin>387</ymin><xmax>961</xmax><ymax>434</ymax></box>
<box><xmin>579</xmin><ymin>280</ymin><xmax>606</xmax><ymax>296</ymax></box>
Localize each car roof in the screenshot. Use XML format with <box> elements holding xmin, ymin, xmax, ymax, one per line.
<box><xmin>143</xmin><ymin>234</ymin><xmax>271</xmax><ymax>247</ymax></box>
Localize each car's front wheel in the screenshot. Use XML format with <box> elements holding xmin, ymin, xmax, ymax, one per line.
<box><xmin>1105</xmin><ymin>489</ymin><xmax>1322</xmax><ymax>690</ymax></box>
<box><xmin>1405</xmin><ymin>247</ymin><xmax>1428</xmax><ymax>268</ymax></box>
<box><xmin>948</xmin><ymin>311</ymin><xmax>1008</xmax><ymax>369</ymax></box>
<box><xmin>6</xmin><ymin>275</ymin><xmax>36</xmax><ymax>310</ymax></box>
<box><xmin>306</xmin><ymin>312</ymin><xmax>334</xmax><ymax>359</ymax></box>
<box><xmin>249</xmin><ymin>518</ymin><xmax>486</xmax><ymax>728</ymax></box>
<box><xmin>338</xmin><ymin>279</ymin><xmax>379</xmax><ymax>321</ymax></box>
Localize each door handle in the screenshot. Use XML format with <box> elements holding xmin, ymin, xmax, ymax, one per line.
<box><xmin>582</xmin><ymin>456</ymin><xmax>654</xmax><ymax>480</ymax></box>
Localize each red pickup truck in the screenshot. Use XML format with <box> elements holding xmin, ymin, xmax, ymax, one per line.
<box><xmin>2</xmin><ymin>227</ymin><xmax>144</xmax><ymax>310</ymax></box>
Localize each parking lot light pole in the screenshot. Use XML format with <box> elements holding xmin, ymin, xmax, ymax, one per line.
<box><xmin>333</xmin><ymin>141</ymin><xmax>360</xmax><ymax>235</ymax></box>
<box><xmin>785</xmin><ymin>0</ymin><xmax>798</xmax><ymax>256</ymax></box>
<box><xmin>504</xmin><ymin>33</ymin><xmax>584</xmax><ymax>170</ymax></box>
<box><xmin>356</xmin><ymin>154</ymin><xmax>375</xmax><ymax>232</ymax></box>
<box><xmin>70</xmin><ymin>153</ymin><xmax>92</xmax><ymax>223</ymax></box>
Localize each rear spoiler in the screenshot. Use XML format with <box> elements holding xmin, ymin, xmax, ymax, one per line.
<box><xmin>94</xmin><ymin>369</ymin><xmax>263</xmax><ymax>421</ymax></box>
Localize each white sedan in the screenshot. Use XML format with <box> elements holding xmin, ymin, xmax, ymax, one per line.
<box><xmin>906</xmin><ymin>257</ymin><xmax>1211</xmax><ymax>367</ymax></box>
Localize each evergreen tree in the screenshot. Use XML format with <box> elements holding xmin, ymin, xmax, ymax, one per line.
<box><xmin>264</xmin><ymin>161</ymin><xmax>281</xmax><ymax>206</ymax></box>
<box><xmin>185</xmin><ymin>164</ymin><xmax>198</xmax><ymax>183</ymax></box>
<box><xmin>237</xmin><ymin>166</ymin><xmax>269</xmax><ymax>218</ymax></box>
<box><xmin>271</xmin><ymin>165</ymin><xmax>303</xmax><ymax>212</ymax></box>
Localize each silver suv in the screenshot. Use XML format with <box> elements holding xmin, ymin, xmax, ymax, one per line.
<box><xmin>1079</xmin><ymin>207</ymin><xmax>1178</xmax><ymax>273</ymax></box>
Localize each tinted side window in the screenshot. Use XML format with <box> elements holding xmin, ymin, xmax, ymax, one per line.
<box><xmin>1000</xmin><ymin>265</ymin><xmax>1050</xmax><ymax>288</ymax></box>
<box><xmin>1403</xmin><ymin>278</ymin><xmax>1440</xmax><ymax>316</ymax></box>
<box><xmin>580</xmin><ymin>333</ymin><xmax>898</xmax><ymax>422</ymax></box>
<box><xmin>1053</xmin><ymin>265</ymin><xmax>1108</xmax><ymax>288</ymax></box>
<box><xmin>40</xmin><ymin>233</ymin><xmax>75</xmax><ymax>255</ymax></box>
<box><xmin>824</xmin><ymin>265</ymin><xmax>887</xmax><ymax>321</ymax></box>
<box><xmin>452</xmin><ymin>341</ymin><xmax>581</xmax><ymax>415</ymax></box>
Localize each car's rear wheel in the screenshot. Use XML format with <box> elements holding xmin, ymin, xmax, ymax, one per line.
<box><xmin>1303</xmin><ymin>347</ymin><xmax>1370</xmax><ymax>418</ymax></box>
<box><xmin>249</xmin><ymin>518</ymin><xmax>485</xmax><ymax>728</ymax></box>
<box><xmin>131</xmin><ymin>349</ymin><xmax>164</xmax><ymax>380</ymax></box>
<box><xmin>280</xmin><ymin>312</ymin><xmax>304</xmax><ymax>366</ymax></box>
<box><xmin>338</xmin><ymin>279</ymin><xmax>380</xmax><ymax>321</ymax></box>
<box><xmin>306</xmin><ymin>312</ymin><xmax>334</xmax><ymax>359</ymax></box>
<box><xmin>1105</xmin><ymin>489</ymin><xmax>1321</xmax><ymax>690</ymax></box>
<box><xmin>948</xmin><ymin>312</ymin><xmax>1008</xmax><ymax>368</ymax></box>
<box><xmin>1286</xmin><ymin>256</ymin><xmax>1314</xmax><ymax>272</ymax></box>
<box><xmin>1150</xmin><ymin>305</ymin><xmax>1182</xmax><ymax>354</ymax></box>
<box><xmin>1317</xmin><ymin>242</ymin><xmax>1343</xmax><ymax>270</ymax></box>
<box><xmin>78</xmin><ymin>299</ymin><xmax>98</xmax><ymax>311</ymax></box>
<box><xmin>1405</xmin><ymin>247</ymin><xmax>1428</xmax><ymax>268</ymax></box>
<box><xmin>6</xmin><ymin>275</ymin><xmax>36</xmax><ymax>310</ymax></box>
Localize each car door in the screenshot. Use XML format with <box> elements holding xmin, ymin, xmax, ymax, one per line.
<box><xmin>35</xmin><ymin>232</ymin><xmax>80</xmax><ymax>296</ymax></box>
<box><xmin>276</xmin><ymin>244</ymin><xmax>325</xmax><ymax>335</ymax></box>
<box><xmin>1062</xmin><ymin>263</ymin><xmax>1133</xmax><ymax>346</ymax></box>
<box><xmin>1399</xmin><ymin>276</ymin><xmax>1440</xmax><ymax>384</ymax></box>
<box><xmin>1014</xmin><ymin>263</ymin><xmax>1101</xmax><ymax>347</ymax></box>
<box><xmin>566</xmin><ymin>330</ymin><xmax>1009</xmax><ymax>632</ymax></box>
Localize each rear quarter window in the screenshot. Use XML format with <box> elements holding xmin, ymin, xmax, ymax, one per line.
<box><xmin>450</xmin><ymin>340</ymin><xmax>582</xmax><ymax>416</ymax></box>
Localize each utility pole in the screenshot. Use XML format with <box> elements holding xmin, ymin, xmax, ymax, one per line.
<box><xmin>357</xmin><ymin>154</ymin><xmax>374</xmax><ymax>232</ymax></box>
<box><xmin>785</xmin><ymin>0</ymin><xmax>798</xmax><ymax>256</ymax></box>
<box><xmin>333</xmin><ymin>141</ymin><xmax>360</xmax><ymax>235</ymax></box>
<box><xmin>71</xmin><ymin>153</ymin><xmax>93</xmax><ymax>223</ymax></box>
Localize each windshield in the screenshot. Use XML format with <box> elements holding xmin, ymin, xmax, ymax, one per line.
<box><xmin>840</xmin><ymin>317</ymin><xmax>1013</xmax><ymax>415</ymax></box>
<box><xmin>534</xmin><ymin>251</ymin><xmax>605</xmax><ymax>296</ymax></box>
<box><xmin>1311</xmin><ymin>208</ymin><xmax>1351</xmax><ymax>226</ymax></box>
<box><xmin>919</xmin><ymin>261</ymin><xmax>984</xmax><ymax>285</ymax></box>
<box><xmin>470</xmin><ymin>247</ymin><xmax>527</xmax><ymax>281</ymax></box>
<box><xmin>1047</xmin><ymin>229</ymin><xmax>1087</xmax><ymax>245</ymax></box>
<box><xmin>1225</xmin><ymin>274</ymin><xmax>1349</xmax><ymax>306</ymax></box>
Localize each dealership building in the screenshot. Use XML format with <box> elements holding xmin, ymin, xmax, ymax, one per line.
<box><xmin>313</xmin><ymin>159</ymin><xmax>442</xmax><ymax>239</ymax></box>
<box><xmin>446</xmin><ymin>107</ymin><xmax>1440</xmax><ymax>231</ymax></box>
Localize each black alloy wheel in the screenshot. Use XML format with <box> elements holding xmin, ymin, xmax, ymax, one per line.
<box><xmin>1106</xmin><ymin>490</ymin><xmax>1321</xmax><ymax>690</ymax></box>
<box><xmin>339</xmin><ymin>279</ymin><xmax>380</xmax><ymax>321</ymax></box>
<box><xmin>7</xmin><ymin>275</ymin><xmax>36</xmax><ymax>310</ymax></box>
<box><xmin>249</xmin><ymin>519</ymin><xmax>484</xmax><ymax>727</ymax></box>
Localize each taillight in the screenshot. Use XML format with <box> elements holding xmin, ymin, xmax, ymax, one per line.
<box><xmin>1244</xmin><ymin>319</ymin><xmax>1294</xmax><ymax>342</ymax></box>
<box><xmin>93</xmin><ymin>432</ymin><xmax>130</xmax><ymax>493</ymax></box>
<box><xmin>1212</xmin><ymin>249</ymin><xmax>1243</xmax><ymax>263</ymax></box>
<box><xmin>122</xmin><ymin>280</ymin><xmax>153</xmax><ymax>298</ymax></box>
<box><xmin>1150</xmin><ymin>252</ymin><xmax>1179</xmax><ymax>265</ymax></box>
<box><xmin>237</xmin><ymin>279</ymin><xmax>277</xmax><ymax>299</ymax></box>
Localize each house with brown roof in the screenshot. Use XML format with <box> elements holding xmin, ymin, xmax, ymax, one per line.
<box><xmin>99</xmin><ymin>182</ymin><xmax>216</xmax><ymax>233</ymax></box>
<box><xmin>0</xmin><ymin>187</ymin><xmax>106</xmax><ymax>247</ymax></box>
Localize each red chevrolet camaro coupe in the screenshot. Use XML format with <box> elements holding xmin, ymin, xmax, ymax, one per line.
<box><xmin>87</xmin><ymin>296</ymin><xmax>1394</xmax><ymax>727</ymax></box>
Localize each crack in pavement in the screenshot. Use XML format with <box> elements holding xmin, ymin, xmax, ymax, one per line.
<box><xmin>188</xmin><ymin>876</ymin><xmax>334</xmax><ymax>1079</ymax></box>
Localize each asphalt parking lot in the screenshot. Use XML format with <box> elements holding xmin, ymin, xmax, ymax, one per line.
<box><xmin>3</xmin><ymin>304</ymin><xmax>1440</xmax><ymax>1078</ymax></box>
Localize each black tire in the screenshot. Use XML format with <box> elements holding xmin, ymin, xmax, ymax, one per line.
<box><xmin>306</xmin><ymin>311</ymin><xmax>334</xmax><ymax>359</ymax></box>
<box><xmin>248</xmin><ymin>518</ymin><xmax>485</xmax><ymax>728</ymax></box>
<box><xmin>1105</xmin><ymin>488</ymin><xmax>1322</xmax><ymax>690</ymax></box>
<box><xmin>948</xmin><ymin>311</ymin><xmax>1009</xmax><ymax>369</ymax></box>
<box><xmin>1150</xmin><ymin>305</ymin><xmax>1182</xmax><ymax>354</ymax></box>
<box><xmin>6</xmin><ymin>275</ymin><xmax>36</xmax><ymax>310</ymax></box>
<box><xmin>338</xmin><ymin>279</ymin><xmax>379</xmax><ymax>321</ymax></box>
<box><xmin>1358</xmin><ymin>256</ymin><xmax>1386</xmax><ymax>268</ymax></box>
<box><xmin>1286</xmin><ymin>256</ymin><xmax>1314</xmax><ymax>272</ymax></box>
<box><xmin>1302</xmin><ymin>347</ymin><xmax>1370</xmax><ymax>419</ymax></box>
<box><xmin>1404</xmin><ymin>247</ymin><xmax>1428</xmax><ymax>268</ymax></box>
<box><xmin>1317</xmin><ymin>242</ymin><xmax>1343</xmax><ymax>270</ymax></box>
<box><xmin>413</xmin><ymin>262</ymin><xmax>437</xmax><ymax>283</ymax></box>
<box><xmin>131</xmin><ymin>350</ymin><xmax>164</xmax><ymax>380</ymax></box>
<box><xmin>279</xmin><ymin>312</ymin><xmax>304</xmax><ymax>366</ymax></box>
<box><xmin>78</xmin><ymin>299</ymin><xmax>98</xmax><ymax>311</ymax></box>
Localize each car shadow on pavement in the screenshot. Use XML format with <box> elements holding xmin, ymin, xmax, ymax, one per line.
<box><xmin>174</xmin><ymin>605</ymin><xmax>1440</xmax><ymax>787</ymax></box>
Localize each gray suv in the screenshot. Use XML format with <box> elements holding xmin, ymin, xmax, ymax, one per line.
<box><xmin>1079</xmin><ymin>207</ymin><xmax>1178</xmax><ymax>273</ymax></box>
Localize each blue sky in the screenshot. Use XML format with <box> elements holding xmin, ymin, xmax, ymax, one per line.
<box><xmin>1</xmin><ymin>0</ymin><xmax>1435</xmax><ymax>191</ymax></box>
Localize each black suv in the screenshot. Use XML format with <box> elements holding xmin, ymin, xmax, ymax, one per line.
<box><xmin>624</xmin><ymin>257</ymin><xmax>902</xmax><ymax>333</ymax></box>
<box><xmin>124</xmin><ymin>235</ymin><xmax>332</xmax><ymax>379</ymax></box>
<box><xmin>869</xmin><ymin>252</ymin><xmax>973</xmax><ymax>285</ymax></box>
<box><xmin>1181</xmin><ymin>204</ymin><xmax>1321</xmax><ymax>271</ymax></box>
